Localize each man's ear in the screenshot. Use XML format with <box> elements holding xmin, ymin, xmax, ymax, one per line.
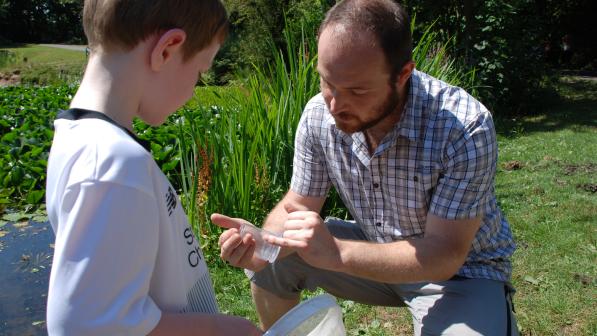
<box><xmin>149</xmin><ymin>28</ymin><xmax>187</xmax><ymax>72</ymax></box>
<box><xmin>394</xmin><ymin>60</ymin><xmax>415</xmax><ymax>91</ymax></box>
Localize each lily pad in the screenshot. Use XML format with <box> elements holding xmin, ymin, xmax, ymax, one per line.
<box><xmin>2</xmin><ymin>212</ymin><xmax>30</xmax><ymax>222</ymax></box>
<box><xmin>32</xmin><ymin>215</ymin><xmax>48</xmax><ymax>222</ymax></box>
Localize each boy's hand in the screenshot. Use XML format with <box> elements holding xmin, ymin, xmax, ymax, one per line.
<box><xmin>211</xmin><ymin>213</ymin><xmax>268</xmax><ymax>272</ymax></box>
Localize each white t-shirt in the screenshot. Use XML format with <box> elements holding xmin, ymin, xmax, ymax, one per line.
<box><xmin>45</xmin><ymin>109</ymin><xmax>219</xmax><ymax>336</ymax></box>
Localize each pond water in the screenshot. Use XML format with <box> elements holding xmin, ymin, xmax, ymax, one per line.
<box><xmin>0</xmin><ymin>220</ymin><xmax>54</xmax><ymax>335</ymax></box>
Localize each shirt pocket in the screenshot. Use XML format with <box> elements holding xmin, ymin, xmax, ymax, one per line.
<box><xmin>386</xmin><ymin>170</ymin><xmax>433</xmax><ymax>236</ymax></box>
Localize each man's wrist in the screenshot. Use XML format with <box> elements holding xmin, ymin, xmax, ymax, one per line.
<box><xmin>332</xmin><ymin>238</ymin><xmax>350</xmax><ymax>273</ymax></box>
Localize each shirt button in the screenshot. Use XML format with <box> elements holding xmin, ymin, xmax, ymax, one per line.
<box><xmin>376</xmin><ymin>222</ymin><xmax>382</xmax><ymax>227</ymax></box>
<box><xmin>413</xmin><ymin>176</ymin><xmax>419</xmax><ymax>182</ymax></box>
<box><xmin>373</xmin><ymin>183</ymin><xmax>379</xmax><ymax>188</ymax></box>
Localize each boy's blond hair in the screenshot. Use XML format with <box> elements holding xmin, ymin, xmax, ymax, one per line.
<box><xmin>83</xmin><ymin>0</ymin><xmax>228</xmax><ymax>61</ymax></box>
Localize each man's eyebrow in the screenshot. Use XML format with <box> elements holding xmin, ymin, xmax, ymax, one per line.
<box><xmin>319</xmin><ymin>75</ymin><xmax>370</xmax><ymax>90</ymax></box>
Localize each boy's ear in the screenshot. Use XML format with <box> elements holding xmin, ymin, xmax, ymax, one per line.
<box><xmin>149</xmin><ymin>28</ymin><xmax>187</xmax><ymax>72</ymax></box>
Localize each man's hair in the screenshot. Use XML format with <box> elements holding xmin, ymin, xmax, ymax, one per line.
<box><xmin>83</xmin><ymin>0</ymin><xmax>228</xmax><ymax>61</ymax></box>
<box><xmin>318</xmin><ymin>0</ymin><xmax>412</xmax><ymax>80</ymax></box>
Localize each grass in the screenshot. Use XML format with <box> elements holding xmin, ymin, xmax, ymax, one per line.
<box><xmin>0</xmin><ymin>44</ymin><xmax>86</xmax><ymax>85</ymax></box>
<box><xmin>494</xmin><ymin>77</ymin><xmax>596</xmax><ymax>335</ymax></box>
<box><xmin>207</xmin><ymin>76</ymin><xmax>597</xmax><ymax>335</ymax></box>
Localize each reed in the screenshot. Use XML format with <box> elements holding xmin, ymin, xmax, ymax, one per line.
<box><xmin>412</xmin><ymin>19</ymin><xmax>478</xmax><ymax>95</ymax></box>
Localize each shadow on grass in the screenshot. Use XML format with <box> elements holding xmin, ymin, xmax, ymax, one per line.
<box><xmin>495</xmin><ymin>76</ymin><xmax>597</xmax><ymax>137</ymax></box>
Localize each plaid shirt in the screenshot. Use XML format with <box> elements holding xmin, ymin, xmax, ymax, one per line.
<box><xmin>290</xmin><ymin>69</ymin><xmax>515</xmax><ymax>282</ymax></box>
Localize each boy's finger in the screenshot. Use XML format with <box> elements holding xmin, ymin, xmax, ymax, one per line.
<box><xmin>211</xmin><ymin>213</ymin><xmax>246</xmax><ymax>229</ymax></box>
<box><xmin>218</xmin><ymin>228</ymin><xmax>239</xmax><ymax>246</ymax></box>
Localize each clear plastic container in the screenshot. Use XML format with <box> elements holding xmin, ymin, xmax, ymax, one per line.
<box><xmin>240</xmin><ymin>222</ymin><xmax>281</xmax><ymax>263</ymax></box>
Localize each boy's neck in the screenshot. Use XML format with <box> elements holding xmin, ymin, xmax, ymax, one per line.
<box><xmin>70</xmin><ymin>48</ymin><xmax>146</xmax><ymax>132</ymax></box>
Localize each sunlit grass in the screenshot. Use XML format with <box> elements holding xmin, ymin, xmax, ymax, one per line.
<box><xmin>0</xmin><ymin>44</ymin><xmax>86</xmax><ymax>85</ymax></box>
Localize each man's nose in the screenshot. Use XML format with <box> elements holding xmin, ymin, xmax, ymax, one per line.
<box><xmin>328</xmin><ymin>89</ymin><xmax>346</xmax><ymax>114</ymax></box>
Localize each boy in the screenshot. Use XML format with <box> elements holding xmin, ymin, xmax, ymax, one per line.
<box><xmin>45</xmin><ymin>1</ymin><xmax>262</xmax><ymax>335</ymax></box>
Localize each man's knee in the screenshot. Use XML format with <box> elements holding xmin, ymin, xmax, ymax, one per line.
<box><xmin>406</xmin><ymin>279</ymin><xmax>516</xmax><ymax>336</ymax></box>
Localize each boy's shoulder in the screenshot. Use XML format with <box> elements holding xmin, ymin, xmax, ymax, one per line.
<box><xmin>52</xmin><ymin>115</ymin><xmax>156</xmax><ymax>195</ymax></box>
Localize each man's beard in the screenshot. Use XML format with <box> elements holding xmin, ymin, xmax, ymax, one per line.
<box><xmin>334</xmin><ymin>87</ymin><xmax>401</xmax><ymax>134</ymax></box>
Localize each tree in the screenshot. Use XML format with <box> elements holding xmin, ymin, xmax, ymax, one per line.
<box><xmin>403</xmin><ymin>0</ymin><xmax>594</xmax><ymax>114</ymax></box>
<box><xmin>0</xmin><ymin>0</ymin><xmax>83</xmax><ymax>44</ymax></box>
<box><xmin>214</xmin><ymin>0</ymin><xmax>332</xmax><ymax>82</ymax></box>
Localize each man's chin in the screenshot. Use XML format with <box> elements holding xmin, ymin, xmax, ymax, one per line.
<box><xmin>334</xmin><ymin>122</ymin><xmax>360</xmax><ymax>134</ymax></box>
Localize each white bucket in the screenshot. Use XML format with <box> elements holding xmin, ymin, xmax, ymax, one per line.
<box><xmin>264</xmin><ymin>294</ymin><xmax>346</xmax><ymax>336</ymax></box>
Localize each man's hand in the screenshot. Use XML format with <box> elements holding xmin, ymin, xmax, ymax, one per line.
<box><xmin>211</xmin><ymin>213</ymin><xmax>268</xmax><ymax>272</ymax></box>
<box><xmin>263</xmin><ymin>203</ymin><xmax>343</xmax><ymax>271</ymax></box>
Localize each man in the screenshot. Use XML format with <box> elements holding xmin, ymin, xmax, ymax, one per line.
<box><xmin>213</xmin><ymin>0</ymin><xmax>517</xmax><ymax>334</ymax></box>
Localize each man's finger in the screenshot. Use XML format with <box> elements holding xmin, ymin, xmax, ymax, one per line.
<box><xmin>264</xmin><ymin>235</ymin><xmax>308</xmax><ymax>249</ymax></box>
<box><xmin>283</xmin><ymin>219</ymin><xmax>310</xmax><ymax>230</ymax></box>
<box><xmin>211</xmin><ymin>213</ymin><xmax>246</xmax><ymax>230</ymax></box>
<box><xmin>284</xmin><ymin>202</ymin><xmax>309</xmax><ymax>213</ymax></box>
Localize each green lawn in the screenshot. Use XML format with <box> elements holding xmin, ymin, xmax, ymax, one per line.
<box><xmin>0</xmin><ymin>44</ymin><xmax>86</xmax><ymax>85</ymax></box>
<box><xmin>209</xmin><ymin>76</ymin><xmax>597</xmax><ymax>335</ymax></box>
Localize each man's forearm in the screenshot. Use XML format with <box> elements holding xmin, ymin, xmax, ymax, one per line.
<box><xmin>262</xmin><ymin>201</ymin><xmax>288</xmax><ymax>233</ymax></box>
<box><xmin>334</xmin><ymin>215</ymin><xmax>480</xmax><ymax>284</ymax></box>
<box><xmin>335</xmin><ymin>237</ymin><xmax>466</xmax><ymax>284</ymax></box>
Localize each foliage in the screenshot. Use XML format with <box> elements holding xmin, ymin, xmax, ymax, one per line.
<box><xmin>176</xmin><ymin>25</ymin><xmax>321</xmax><ymax>262</ymax></box>
<box><xmin>531</xmin><ymin>0</ymin><xmax>597</xmax><ymax>70</ymax></box>
<box><xmin>411</xmin><ymin>19</ymin><xmax>477</xmax><ymax>95</ymax></box>
<box><xmin>0</xmin><ymin>85</ymin><xmax>76</xmax><ymax>209</ymax></box>
<box><xmin>214</xmin><ymin>0</ymin><xmax>331</xmax><ymax>83</ymax></box>
<box><xmin>0</xmin><ymin>85</ymin><xmax>185</xmax><ymax>210</ymax></box>
<box><xmin>0</xmin><ymin>49</ymin><xmax>16</xmax><ymax>68</ymax></box>
<box><xmin>1</xmin><ymin>0</ymin><xmax>593</xmax><ymax>116</ymax></box>
<box><xmin>403</xmin><ymin>0</ymin><xmax>596</xmax><ymax>115</ymax></box>
<box><xmin>0</xmin><ymin>0</ymin><xmax>84</xmax><ymax>44</ymax></box>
